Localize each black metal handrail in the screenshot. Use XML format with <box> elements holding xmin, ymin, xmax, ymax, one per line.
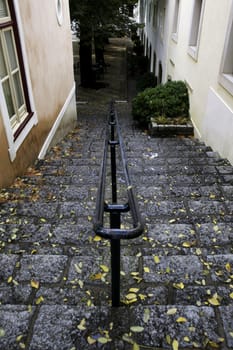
<box><xmin>93</xmin><ymin>101</ymin><xmax>144</xmax><ymax>307</ymax></box>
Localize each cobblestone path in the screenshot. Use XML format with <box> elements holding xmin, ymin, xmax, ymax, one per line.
<box><xmin>0</xmin><ymin>38</ymin><xmax>233</xmax><ymax>350</ymax></box>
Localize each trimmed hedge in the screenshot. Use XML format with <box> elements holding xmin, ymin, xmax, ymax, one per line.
<box><xmin>132</xmin><ymin>80</ymin><xmax>190</xmax><ymax>126</ymax></box>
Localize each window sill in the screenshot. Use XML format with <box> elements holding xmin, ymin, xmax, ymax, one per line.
<box><xmin>188</xmin><ymin>45</ymin><xmax>199</xmax><ymax>61</ymax></box>
<box><xmin>172</xmin><ymin>33</ymin><xmax>178</xmax><ymax>43</ymax></box>
<box><xmin>219</xmin><ymin>73</ymin><xmax>233</xmax><ymax>96</ymax></box>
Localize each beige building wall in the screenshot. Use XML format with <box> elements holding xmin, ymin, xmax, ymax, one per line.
<box><xmin>0</xmin><ymin>0</ymin><xmax>77</xmax><ymax>188</ymax></box>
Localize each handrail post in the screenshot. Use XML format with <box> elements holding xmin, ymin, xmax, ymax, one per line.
<box><xmin>109</xmin><ymin>107</ymin><xmax>121</xmax><ymax>306</ymax></box>
<box><xmin>93</xmin><ymin>101</ymin><xmax>144</xmax><ymax>307</ymax></box>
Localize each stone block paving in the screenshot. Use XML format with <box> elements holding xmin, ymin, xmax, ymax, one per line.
<box><xmin>0</xmin><ymin>38</ymin><xmax>233</xmax><ymax>349</ymax></box>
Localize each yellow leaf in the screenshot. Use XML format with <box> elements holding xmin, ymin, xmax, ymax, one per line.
<box><xmin>166</xmin><ymin>334</ymin><xmax>171</xmax><ymax>345</ymax></box>
<box><xmin>130</xmin><ymin>326</ymin><xmax>144</xmax><ymax>333</ymax></box>
<box><xmin>154</xmin><ymin>256</ymin><xmax>160</xmax><ymax>264</ymax></box>
<box><xmin>208</xmin><ymin>295</ymin><xmax>220</xmax><ymax>306</ymax></box>
<box><xmin>87</xmin><ymin>336</ymin><xmax>96</xmax><ymax>345</ymax></box>
<box><xmin>229</xmin><ymin>332</ymin><xmax>233</xmax><ymax>338</ymax></box>
<box><xmin>100</xmin><ymin>265</ymin><xmax>109</xmax><ymax>273</ymax></box>
<box><xmin>229</xmin><ymin>292</ymin><xmax>233</xmax><ymax>299</ymax></box>
<box><xmin>93</xmin><ymin>235</ymin><xmax>101</xmax><ymax>242</ymax></box>
<box><xmin>129</xmin><ymin>288</ymin><xmax>139</xmax><ymax>293</ymax></box>
<box><xmin>143</xmin><ymin>308</ymin><xmax>150</xmax><ymax>323</ymax></box>
<box><xmin>172</xmin><ymin>339</ymin><xmax>179</xmax><ymax>350</ymax></box>
<box><xmin>97</xmin><ymin>337</ymin><xmax>111</xmax><ymax>344</ymax></box>
<box><xmin>133</xmin><ymin>342</ymin><xmax>140</xmax><ymax>350</ymax></box>
<box><xmin>182</xmin><ymin>241</ymin><xmax>191</xmax><ymax>247</ymax></box>
<box><xmin>0</xmin><ymin>328</ymin><xmax>5</xmax><ymax>337</ymax></box>
<box><xmin>138</xmin><ymin>294</ymin><xmax>147</xmax><ymax>300</ymax></box>
<box><xmin>77</xmin><ymin>318</ymin><xmax>86</xmax><ymax>331</ymax></box>
<box><xmin>126</xmin><ymin>293</ymin><xmax>137</xmax><ymax>300</ymax></box>
<box><xmin>35</xmin><ymin>296</ymin><xmax>44</xmax><ymax>305</ymax></box>
<box><xmin>144</xmin><ymin>267</ymin><xmax>150</xmax><ymax>273</ymax></box>
<box><xmin>226</xmin><ymin>262</ymin><xmax>232</xmax><ymax>272</ymax></box>
<box><xmin>208</xmin><ymin>341</ymin><xmax>220</xmax><ymax>348</ymax></box>
<box><xmin>176</xmin><ymin>317</ymin><xmax>187</xmax><ymax>323</ymax></box>
<box><xmin>30</xmin><ymin>280</ymin><xmax>39</xmax><ymax>289</ymax></box>
<box><xmin>183</xmin><ymin>336</ymin><xmax>190</xmax><ymax>342</ymax></box>
<box><xmin>173</xmin><ymin>282</ymin><xmax>184</xmax><ymax>289</ymax></box>
<box><xmin>167</xmin><ymin>308</ymin><xmax>177</xmax><ymax>315</ymax></box>
<box><xmin>7</xmin><ymin>276</ymin><xmax>13</xmax><ymax>283</ymax></box>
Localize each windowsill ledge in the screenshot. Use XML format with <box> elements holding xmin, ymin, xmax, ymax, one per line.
<box><xmin>219</xmin><ymin>73</ymin><xmax>233</xmax><ymax>96</ymax></box>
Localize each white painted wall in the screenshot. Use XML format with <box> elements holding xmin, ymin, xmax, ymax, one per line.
<box><xmin>138</xmin><ymin>0</ymin><xmax>233</xmax><ymax>164</ymax></box>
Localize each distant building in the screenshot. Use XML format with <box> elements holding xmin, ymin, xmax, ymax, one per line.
<box><xmin>137</xmin><ymin>0</ymin><xmax>233</xmax><ymax>164</ymax></box>
<box><xmin>0</xmin><ymin>0</ymin><xmax>77</xmax><ymax>188</ymax></box>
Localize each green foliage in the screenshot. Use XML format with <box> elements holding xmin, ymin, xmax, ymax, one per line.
<box><xmin>132</xmin><ymin>80</ymin><xmax>190</xmax><ymax>126</ymax></box>
<box><xmin>136</xmin><ymin>72</ymin><xmax>157</xmax><ymax>92</ymax></box>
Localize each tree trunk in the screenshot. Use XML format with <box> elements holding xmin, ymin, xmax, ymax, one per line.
<box><xmin>79</xmin><ymin>25</ymin><xmax>95</xmax><ymax>88</ymax></box>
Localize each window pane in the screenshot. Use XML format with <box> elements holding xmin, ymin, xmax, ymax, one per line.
<box><xmin>4</xmin><ymin>30</ymin><xmax>18</xmax><ymax>71</ymax></box>
<box><xmin>2</xmin><ymin>79</ymin><xmax>15</xmax><ymax>118</ymax></box>
<box><xmin>0</xmin><ymin>40</ymin><xmax>7</xmax><ymax>78</ymax></box>
<box><xmin>0</xmin><ymin>0</ymin><xmax>8</xmax><ymax>18</ymax></box>
<box><xmin>13</xmin><ymin>71</ymin><xmax>24</xmax><ymax>108</ymax></box>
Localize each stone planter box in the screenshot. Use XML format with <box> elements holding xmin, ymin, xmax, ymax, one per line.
<box><xmin>148</xmin><ymin>119</ymin><xmax>194</xmax><ymax>137</ymax></box>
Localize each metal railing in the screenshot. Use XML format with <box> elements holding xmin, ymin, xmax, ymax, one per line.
<box><xmin>93</xmin><ymin>101</ymin><xmax>144</xmax><ymax>307</ymax></box>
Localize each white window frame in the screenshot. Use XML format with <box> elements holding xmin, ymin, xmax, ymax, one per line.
<box><xmin>172</xmin><ymin>0</ymin><xmax>180</xmax><ymax>43</ymax></box>
<box><xmin>188</xmin><ymin>0</ymin><xmax>205</xmax><ymax>60</ymax></box>
<box><xmin>0</xmin><ymin>0</ymin><xmax>37</xmax><ymax>161</ymax></box>
<box><xmin>55</xmin><ymin>0</ymin><xmax>63</xmax><ymax>26</ymax></box>
<box><xmin>219</xmin><ymin>3</ymin><xmax>233</xmax><ymax>96</ymax></box>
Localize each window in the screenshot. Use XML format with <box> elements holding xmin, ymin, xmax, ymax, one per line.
<box><xmin>219</xmin><ymin>4</ymin><xmax>233</xmax><ymax>96</ymax></box>
<box><xmin>0</xmin><ymin>0</ymin><xmax>37</xmax><ymax>161</ymax></box>
<box><xmin>56</xmin><ymin>0</ymin><xmax>63</xmax><ymax>26</ymax></box>
<box><xmin>153</xmin><ymin>1</ymin><xmax>158</xmax><ymax>28</ymax></box>
<box><xmin>188</xmin><ymin>0</ymin><xmax>205</xmax><ymax>60</ymax></box>
<box><xmin>172</xmin><ymin>0</ymin><xmax>180</xmax><ymax>42</ymax></box>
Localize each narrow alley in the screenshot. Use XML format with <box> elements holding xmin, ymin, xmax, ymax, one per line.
<box><xmin>0</xmin><ymin>38</ymin><xmax>233</xmax><ymax>350</ymax></box>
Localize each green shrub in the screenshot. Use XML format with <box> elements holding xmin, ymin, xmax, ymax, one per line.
<box><xmin>136</xmin><ymin>72</ymin><xmax>157</xmax><ymax>92</ymax></box>
<box><xmin>132</xmin><ymin>80</ymin><xmax>190</xmax><ymax>126</ymax></box>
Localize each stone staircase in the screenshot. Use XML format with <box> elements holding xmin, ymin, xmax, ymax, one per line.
<box><xmin>0</xmin><ymin>101</ymin><xmax>233</xmax><ymax>349</ymax></box>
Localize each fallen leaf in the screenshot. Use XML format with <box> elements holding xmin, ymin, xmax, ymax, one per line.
<box><xmin>143</xmin><ymin>308</ymin><xmax>150</xmax><ymax>323</ymax></box>
<box><xmin>173</xmin><ymin>282</ymin><xmax>184</xmax><ymax>289</ymax></box>
<box><xmin>129</xmin><ymin>288</ymin><xmax>139</xmax><ymax>293</ymax></box>
<box><xmin>153</xmin><ymin>255</ymin><xmax>160</xmax><ymax>264</ymax></box>
<box><xmin>133</xmin><ymin>342</ymin><xmax>140</xmax><ymax>350</ymax></box>
<box><xmin>100</xmin><ymin>265</ymin><xmax>109</xmax><ymax>273</ymax></box>
<box><xmin>0</xmin><ymin>328</ymin><xmax>5</xmax><ymax>337</ymax></box>
<box><xmin>93</xmin><ymin>235</ymin><xmax>101</xmax><ymax>242</ymax></box>
<box><xmin>226</xmin><ymin>262</ymin><xmax>231</xmax><ymax>273</ymax></box>
<box><xmin>172</xmin><ymin>339</ymin><xmax>179</xmax><ymax>350</ymax></box>
<box><xmin>144</xmin><ymin>267</ymin><xmax>150</xmax><ymax>273</ymax></box>
<box><xmin>97</xmin><ymin>337</ymin><xmax>111</xmax><ymax>344</ymax></box>
<box><xmin>35</xmin><ymin>296</ymin><xmax>44</xmax><ymax>305</ymax></box>
<box><xmin>30</xmin><ymin>280</ymin><xmax>39</xmax><ymax>289</ymax></box>
<box><xmin>130</xmin><ymin>326</ymin><xmax>144</xmax><ymax>333</ymax></box>
<box><xmin>87</xmin><ymin>336</ymin><xmax>96</xmax><ymax>345</ymax></box>
<box><xmin>176</xmin><ymin>317</ymin><xmax>187</xmax><ymax>323</ymax></box>
<box><xmin>77</xmin><ymin>318</ymin><xmax>86</xmax><ymax>331</ymax></box>
<box><xmin>126</xmin><ymin>293</ymin><xmax>137</xmax><ymax>300</ymax></box>
<box><xmin>167</xmin><ymin>308</ymin><xmax>177</xmax><ymax>315</ymax></box>
<box><xmin>208</xmin><ymin>294</ymin><xmax>220</xmax><ymax>306</ymax></box>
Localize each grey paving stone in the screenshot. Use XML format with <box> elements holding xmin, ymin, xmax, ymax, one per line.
<box><xmin>0</xmin><ymin>305</ymin><xmax>35</xmax><ymax>350</ymax></box>
<box><xmin>220</xmin><ymin>306</ymin><xmax>233</xmax><ymax>348</ymax></box>
<box><xmin>129</xmin><ymin>305</ymin><xmax>221</xmax><ymax>348</ymax></box>
<box><xmin>17</xmin><ymin>255</ymin><xmax>68</xmax><ymax>283</ymax></box>
<box><xmin>0</xmin><ymin>255</ymin><xmax>18</xmax><ymax>282</ymax></box>
<box><xmin>143</xmin><ymin>255</ymin><xmax>204</xmax><ymax>284</ymax></box>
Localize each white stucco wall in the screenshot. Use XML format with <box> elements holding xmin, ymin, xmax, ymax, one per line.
<box><xmin>139</xmin><ymin>0</ymin><xmax>233</xmax><ymax>164</ymax></box>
